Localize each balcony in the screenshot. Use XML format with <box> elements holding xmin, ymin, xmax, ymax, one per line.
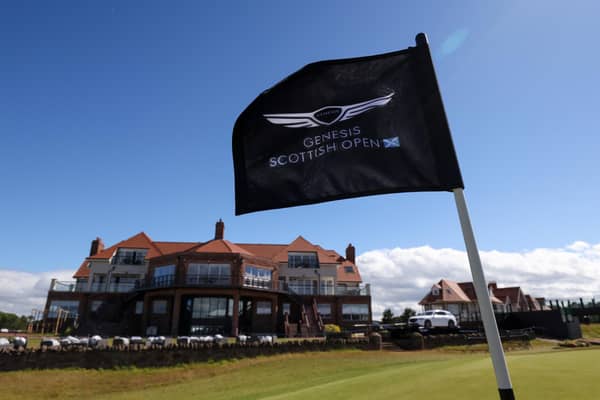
<box><xmin>49</xmin><ymin>280</ymin><xmax>80</xmax><ymax>292</ymax></box>
<box><xmin>49</xmin><ymin>279</ymin><xmax>137</xmax><ymax>293</ymax></box>
<box><xmin>186</xmin><ymin>274</ymin><xmax>232</xmax><ymax>286</ymax></box>
<box><xmin>111</xmin><ymin>255</ymin><xmax>145</xmax><ymax>265</ymax></box>
<box><xmin>280</xmin><ymin>282</ymin><xmax>371</xmax><ymax>296</ymax></box>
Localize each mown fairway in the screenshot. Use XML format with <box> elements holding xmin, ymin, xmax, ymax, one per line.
<box><xmin>1</xmin><ymin>348</ymin><xmax>599</xmax><ymax>400</ymax></box>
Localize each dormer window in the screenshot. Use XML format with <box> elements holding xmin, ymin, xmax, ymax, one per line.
<box><xmin>288</xmin><ymin>252</ymin><xmax>319</xmax><ymax>268</ymax></box>
<box><xmin>113</xmin><ymin>249</ymin><xmax>147</xmax><ymax>265</ymax></box>
<box><xmin>432</xmin><ymin>287</ymin><xmax>440</xmax><ymax>296</ymax></box>
<box><xmin>344</xmin><ymin>266</ymin><xmax>354</xmax><ymax>273</ymax></box>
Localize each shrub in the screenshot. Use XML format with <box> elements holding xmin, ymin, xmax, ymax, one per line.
<box><xmin>324</xmin><ymin>324</ymin><xmax>341</xmax><ymax>334</ymax></box>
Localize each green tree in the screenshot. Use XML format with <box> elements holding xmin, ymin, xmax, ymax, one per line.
<box><xmin>0</xmin><ymin>311</ymin><xmax>29</xmax><ymax>331</ymax></box>
<box><xmin>381</xmin><ymin>308</ymin><xmax>394</xmax><ymax>323</ymax></box>
<box><xmin>398</xmin><ymin>308</ymin><xmax>416</xmax><ymax>323</ymax></box>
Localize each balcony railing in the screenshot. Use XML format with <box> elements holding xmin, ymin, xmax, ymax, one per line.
<box><xmin>111</xmin><ymin>255</ymin><xmax>145</xmax><ymax>265</ymax></box>
<box><xmin>335</xmin><ymin>284</ymin><xmax>371</xmax><ymax>296</ymax></box>
<box><xmin>49</xmin><ymin>277</ymin><xmax>370</xmax><ymax>296</ymax></box>
<box><xmin>49</xmin><ymin>279</ymin><xmax>138</xmax><ymax>293</ymax></box>
<box><xmin>243</xmin><ymin>277</ymin><xmax>273</xmax><ymax>290</ymax></box>
<box><xmin>186</xmin><ymin>274</ymin><xmax>231</xmax><ymax>286</ymax></box>
<box><xmin>280</xmin><ymin>282</ymin><xmax>371</xmax><ymax>296</ymax></box>
<box><xmin>49</xmin><ymin>280</ymin><xmax>79</xmax><ymax>292</ymax></box>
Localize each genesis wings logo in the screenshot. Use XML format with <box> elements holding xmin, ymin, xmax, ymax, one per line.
<box><xmin>263</xmin><ymin>92</ymin><xmax>394</xmax><ymax>128</ymax></box>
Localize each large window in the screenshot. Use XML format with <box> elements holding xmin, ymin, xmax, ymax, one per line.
<box><xmin>152</xmin><ymin>300</ymin><xmax>168</xmax><ymax>314</ymax></box>
<box><xmin>342</xmin><ymin>304</ymin><xmax>369</xmax><ymax>321</ymax></box>
<box><xmin>288</xmin><ymin>279</ymin><xmax>315</xmax><ymax>295</ymax></box>
<box><xmin>113</xmin><ymin>249</ymin><xmax>147</xmax><ymax>265</ymax></box>
<box><xmin>187</xmin><ymin>263</ymin><xmax>231</xmax><ymax>285</ymax></box>
<box><xmin>153</xmin><ymin>265</ymin><xmax>175</xmax><ymax>287</ymax></box>
<box><xmin>192</xmin><ymin>297</ymin><xmax>232</xmax><ymax>319</ymax></box>
<box><xmin>90</xmin><ymin>274</ymin><xmax>106</xmax><ymax>292</ymax></box>
<box><xmin>317</xmin><ymin>303</ymin><xmax>332</xmax><ymax>318</ymax></box>
<box><xmin>244</xmin><ymin>266</ymin><xmax>272</xmax><ymax>289</ymax></box>
<box><xmin>320</xmin><ymin>280</ymin><xmax>334</xmax><ymax>295</ymax></box>
<box><xmin>256</xmin><ymin>301</ymin><xmax>272</xmax><ymax>315</ymax></box>
<box><xmin>288</xmin><ymin>252</ymin><xmax>319</xmax><ymax>268</ymax></box>
<box><xmin>48</xmin><ymin>300</ymin><xmax>79</xmax><ymax>318</ymax></box>
<box><xmin>135</xmin><ymin>301</ymin><xmax>144</xmax><ymax>315</ymax></box>
<box><xmin>90</xmin><ymin>301</ymin><xmax>103</xmax><ymax>312</ymax></box>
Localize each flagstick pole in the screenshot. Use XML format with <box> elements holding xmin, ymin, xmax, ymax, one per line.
<box><xmin>453</xmin><ymin>188</ymin><xmax>515</xmax><ymax>400</ymax></box>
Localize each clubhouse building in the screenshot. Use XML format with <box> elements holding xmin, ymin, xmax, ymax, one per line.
<box><xmin>43</xmin><ymin>220</ymin><xmax>372</xmax><ymax>337</ymax></box>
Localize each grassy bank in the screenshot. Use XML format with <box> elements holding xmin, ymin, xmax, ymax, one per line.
<box><xmin>1</xmin><ymin>347</ymin><xmax>599</xmax><ymax>400</ymax></box>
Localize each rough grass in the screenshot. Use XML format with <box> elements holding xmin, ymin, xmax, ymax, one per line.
<box><xmin>2</xmin><ymin>348</ymin><xmax>599</xmax><ymax>400</ymax></box>
<box><xmin>581</xmin><ymin>323</ymin><xmax>600</xmax><ymax>338</ymax></box>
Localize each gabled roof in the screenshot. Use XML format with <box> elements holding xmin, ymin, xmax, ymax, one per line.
<box><xmin>492</xmin><ymin>287</ymin><xmax>524</xmax><ymax>306</ymax></box>
<box><xmin>419</xmin><ymin>279</ymin><xmax>470</xmax><ymax>305</ymax></box>
<box><xmin>74</xmin><ymin>232</ymin><xmax>160</xmax><ymax>279</ymax></box>
<box><xmin>525</xmin><ymin>295</ymin><xmax>541</xmax><ymax>311</ymax></box>
<box><xmin>193</xmin><ymin>239</ymin><xmax>253</xmax><ymax>255</ymax></box>
<box><xmin>337</xmin><ymin>260</ymin><xmax>362</xmax><ymax>283</ymax></box>
<box><xmin>458</xmin><ymin>282</ymin><xmax>502</xmax><ymax>304</ymax></box>
<box><xmin>153</xmin><ymin>241</ymin><xmax>200</xmax><ymax>255</ymax></box>
<box><xmin>273</xmin><ymin>236</ymin><xmax>337</xmax><ymax>264</ymax></box>
<box><xmin>73</xmin><ymin>259</ymin><xmax>91</xmax><ymax>279</ymax></box>
<box><xmin>88</xmin><ymin>232</ymin><xmax>160</xmax><ymax>259</ymax></box>
<box><xmin>235</xmin><ymin>243</ymin><xmax>287</xmax><ymax>260</ymax></box>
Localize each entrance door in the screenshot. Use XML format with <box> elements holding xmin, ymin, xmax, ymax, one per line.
<box><xmin>239</xmin><ymin>298</ymin><xmax>253</xmax><ymax>334</ymax></box>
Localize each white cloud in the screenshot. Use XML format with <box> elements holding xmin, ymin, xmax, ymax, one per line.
<box><xmin>0</xmin><ymin>268</ymin><xmax>73</xmax><ymax>316</ymax></box>
<box><xmin>358</xmin><ymin>242</ymin><xmax>600</xmax><ymax>320</ymax></box>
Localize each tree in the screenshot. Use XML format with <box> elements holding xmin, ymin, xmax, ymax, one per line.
<box><xmin>398</xmin><ymin>307</ymin><xmax>416</xmax><ymax>323</ymax></box>
<box><xmin>381</xmin><ymin>308</ymin><xmax>394</xmax><ymax>323</ymax></box>
<box><xmin>0</xmin><ymin>311</ymin><xmax>28</xmax><ymax>331</ymax></box>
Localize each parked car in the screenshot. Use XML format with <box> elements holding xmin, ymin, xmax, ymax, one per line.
<box><xmin>409</xmin><ymin>310</ymin><xmax>457</xmax><ymax>329</ymax></box>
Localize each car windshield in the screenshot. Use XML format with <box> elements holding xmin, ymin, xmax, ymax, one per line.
<box><xmin>424</xmin><ymin>311</ymin><xmax>434</xmax><ymax>315</ymax></box>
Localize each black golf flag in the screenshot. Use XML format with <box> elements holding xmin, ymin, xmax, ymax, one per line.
<box><xmin>233</xmin><ymin>34</ymin><xmax>463</xmax><ymax>215</ymax></box>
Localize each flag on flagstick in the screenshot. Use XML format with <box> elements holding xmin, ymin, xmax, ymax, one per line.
<box><xmin>232</xmin><ymin>33</ymin><xmax>515</xmax><ymax>400</ymax></box>
<box><xmin>232</xmin><ymin>40</ymin><xmax>463</xmax><ymax>215</ymax></box>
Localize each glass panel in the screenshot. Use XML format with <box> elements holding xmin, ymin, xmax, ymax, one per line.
<box><xmin>243</xmin><ymin>265</ymin><xmax>273</xmax><ymax>289</ymax></box>
<box><xmin>152</xmin><ymin>300</ymin><xmax>168</xmax><ymax>314</ymax></box>
<box><xmin>317</xmin><ymin>303</ymin><xmax>331</xmax><ymax>317</ymax></box>
<box><xmin>257</xmin><ymin>301</ymin><xmax>271</xmax><ymax>315</ymax></box>
<box><xmin>342</xmin><ymin>304</ymin><xmax>369</xmax><ymax>321</ymax></box>
<box><xmin>48</xmin><ymin>300</ymin><xmax>79</xmax><ymax>318</ymax></box>
<box><xmin>192</xmin><ymin>297</ymin><xmax>230</xmax><ymax>319</ymax></box>
<box><xmin>288</xmin><ymin>252</ymin><xmax>319</xmax><ymax>268</ymax></box>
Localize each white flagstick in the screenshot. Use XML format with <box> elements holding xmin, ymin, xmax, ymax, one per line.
<box><xmin>454</xmin><ymin>188</ymin><xmax>515</xmax><ymax>400</ymax></box>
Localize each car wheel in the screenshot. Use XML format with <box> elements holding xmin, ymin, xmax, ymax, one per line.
<box><xmin>424</xmin><ymin>320</ymin><xmax>432</xmax><ymax>329</ymax></box>
<box><xmin>448</xmin><ymin>320</ymin><xmax>455</xmax><ymax>329</ymax></box>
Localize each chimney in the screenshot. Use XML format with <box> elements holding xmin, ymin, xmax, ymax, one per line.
<box><xmin>345</xmin><ymin>243</ymin><xmax>355</xmax><ymax>263</ymax></box>
<box><xmin>89</xmin><ymin>237</ymin><xmax>104</xmax><ymax>256</ymax></box>
<box><xmin>215</xmin><ymin>219</ymin><xmax>225</xmax><ymax>240</ymax></box>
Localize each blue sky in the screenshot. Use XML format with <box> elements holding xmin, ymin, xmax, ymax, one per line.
<box><xmin>1</xmin><ymin>0</ymin><xmax>599</xmax><ymax>279</ymax></box>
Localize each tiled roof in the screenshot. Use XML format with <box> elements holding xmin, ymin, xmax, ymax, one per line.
<box><xmin>419</xmin><ymin>279</ymin><xmax>502</xmax><ymax>305</ymax></box>
<box><xmin>88</xmin><ymin>232</ymin><xmax>160</xmax><ymax>259</ymax></box>
<box><xmin>492</xmin><ymin>287</ymin><xmax>523</xmax><ymax>305</ymax></box>
<box><xmin>336</xmin><ymin>260</ymin><xmax>362</xmax><ymax>283</ymax></box>
<box><xmin>235</xmin><ymin>243</ymin><xmax>287</xmax><ymax>259</ymax></box>
<box><xmin>193</xmin><ymin>239</ymin><xmax>253</xmax><ymax>255</ymax></box>
<box><xmin>72</xmin><ymin>231</ymin><xmax>361</xmax><ymax>279</ymax></box>
<box><xmin>273</xmin><ymin>236</ymin><xmax>338</xmax><ymax>264</ymax></box>
<box><xmin>459</xmin><ymin>282</ymin><xmax>502</xmax><ymax>304</ymax></box>
<box><xmin>73</xmin><ymin>259</ymin><xmax>90</xmax><ymax>279</ymax></box>
<box><xmin>153</xmin><ymin>241</ymin><xmax>200</xmax><ymax>255</ymax></box>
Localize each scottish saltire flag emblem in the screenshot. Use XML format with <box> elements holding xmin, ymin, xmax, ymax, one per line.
<box><xmin>383</xmin><ymin>136</ymin><xmax>400</xmax><ymax>148</ymax></box>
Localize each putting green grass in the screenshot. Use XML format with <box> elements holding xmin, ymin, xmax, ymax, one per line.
<box><xmin>2</xmin><ymin>348</ymin><xmax>599</xmax><ymax>400</ymax></box>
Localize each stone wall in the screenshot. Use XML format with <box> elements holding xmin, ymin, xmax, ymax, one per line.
<box><xmin>0</xmin><ymin>338</ymin><xmax>376</xmax><ymax>372</ymax></box>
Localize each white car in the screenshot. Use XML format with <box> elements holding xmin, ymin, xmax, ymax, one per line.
<box><xmin>409</xmin><ymin>310</ymin><xmax>457</xmax><ymax>329</ymax></box>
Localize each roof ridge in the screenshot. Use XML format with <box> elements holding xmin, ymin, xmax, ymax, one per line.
<box><xmin>140</xmin><ymin>232</ymin><xmax>163</xmax><ymax>256</ymax></box>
